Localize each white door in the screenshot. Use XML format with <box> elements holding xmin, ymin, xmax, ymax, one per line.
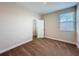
<box><xmin>36</xmin><ymin>20</ymin><xmax>44</xmax><ymax>38</ymax></box>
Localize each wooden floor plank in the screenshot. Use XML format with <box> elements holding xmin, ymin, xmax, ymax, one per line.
<box><xmin>0</xmin><ymin>37</ymin><xmax>79</xmax><ymax>56</ymax></box>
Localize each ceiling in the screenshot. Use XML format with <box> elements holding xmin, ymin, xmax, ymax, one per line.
<box><xmin>17</xmin><ymin>2</ymin><xmax>78</xmax><ymax>15</ymax></box>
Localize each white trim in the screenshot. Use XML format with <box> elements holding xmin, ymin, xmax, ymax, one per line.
<box><xmin>45</xmin><ymin>36</ymin><xmax>76</xmax><ymax>45</ymax></box>
<box><xmin>0</xmin><ymin>39</ymin><xmax>32</xmax><ymax>54</ymax></box>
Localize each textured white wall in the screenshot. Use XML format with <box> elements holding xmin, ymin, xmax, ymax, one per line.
<box><xmin>0</xmin><ymin>3</ymin><xmax>40</xmax><ymax>53</ymax></box>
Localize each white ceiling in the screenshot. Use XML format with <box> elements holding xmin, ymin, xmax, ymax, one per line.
<box><xmin>17</xmin><ymin>2</ymin><xmax>78</xmax><ymax>15</ymax></box>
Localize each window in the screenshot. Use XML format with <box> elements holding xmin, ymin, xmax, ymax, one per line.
<box><xmin>59</xmin><ymin>12</ymin><xmax>74</xmax><ymax>32</ymax></box>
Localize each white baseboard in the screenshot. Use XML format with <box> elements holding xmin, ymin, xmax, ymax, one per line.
<box><xmin>45</xmin><ymin>36</ymin><xmax>76</xmax><ymax>45</ymax></box>
<box><xmin>0</xmin><ymin>39</ymin><xmax>32</xmax><ymax>54</ymax></box>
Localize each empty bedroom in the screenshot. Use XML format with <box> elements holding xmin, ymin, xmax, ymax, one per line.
<box><xmin>0</xmin><ymin>2</ymin><xmax>79</xmax><ymax>56</ymax></box>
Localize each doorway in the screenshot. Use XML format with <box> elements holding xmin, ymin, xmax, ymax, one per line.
<box><xmin>33</xmin><ymin>19</ymin><xmax>44</xmax><ymax>39</ymax></box>
<box><xmin>33</xmin><ymin>19</ymin><xmax>37</xmax><ymax>38</ymax></box>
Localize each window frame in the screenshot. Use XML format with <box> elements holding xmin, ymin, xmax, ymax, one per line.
<box><xmin>58</xmin><ymin>11</ymin><xmax>74</xmax><ymax>32</ymax></box>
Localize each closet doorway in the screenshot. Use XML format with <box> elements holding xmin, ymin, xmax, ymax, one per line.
<box><xmin>33</xmin><ymin>19</ymin><xmax>44</xmax><ymax>39</ymax></box>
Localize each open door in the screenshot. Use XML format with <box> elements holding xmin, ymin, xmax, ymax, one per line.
<box><xmin>36</xmin><ymin>20</ymin><xmax>44</xmax><ymax>38</ymax></box>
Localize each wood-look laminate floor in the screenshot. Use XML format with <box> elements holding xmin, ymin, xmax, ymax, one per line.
<box><xmin>0</xmin><ymin>37</ymin><xmax>79</xmax><ymax>56</ymax></box>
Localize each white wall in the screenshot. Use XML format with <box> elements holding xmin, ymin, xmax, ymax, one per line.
<box><xmin>42</xmin><ymin>7</ymin><xmax>76</xmax><ymax>44</ymax></box>
<box><xmin>77</xmin><ymin>4</ymin><xmax>79</xmax><ymax>48</ymax></box>
<box><xmin>0</xmin><ymin>3</ymin><xmax>40</xmax><ymax>53</ymax></box>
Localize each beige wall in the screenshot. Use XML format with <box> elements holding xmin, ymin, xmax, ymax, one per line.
<box><xmin>0</xmin><ymin>3</ymin><xmax>40</xmax><ymax>53</ymax></box>
<box><xmin>42</xmin><ymin>7</ymin><xmax>76</xmax><ymax>44</ymax></box>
